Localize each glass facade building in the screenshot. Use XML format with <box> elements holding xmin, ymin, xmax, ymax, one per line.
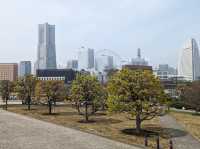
<box><xmin>35</xmin><ymin>23</ymin><xmax>57</xmax><ymax>70</ymax></box>
<box><xmin>19</xmin><ymin>61</ymin><xmax>31</xmax><ymax>77</ymax></box>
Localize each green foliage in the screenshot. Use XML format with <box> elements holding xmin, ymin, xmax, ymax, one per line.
<box><xmin>107</xmin><ymin>69</ymin><xmax>165</xmax><ymax>132</ymax></box>
<box><xmin>0</xmin><ymin>80</ymin><xmax>13</xmax><ymax>110</ymax></box>
<box><xmin>38</xmin><ymin>80</ymin><xmax>66</xmax><ymax>101</ymax></box>
<box><xmin>70</xmin><ymin>74</ymin><xmax>104</xmax><ymax>121</ymax></box>
<box><xmin>15</xmin><ymin>77</ymin><xmax>26</xmax><ymax>100</ymax></box>
<box><xmin>0</xmin><ymin>80</ymin><xmax>13</xmax><ymax>100</ymax></box>
<box><xmin>179</xmin><ymin>81</ymin><xmax>200</xmax><ymax>112</ymax></box>
<box><xmin>15</xmin><ymin>75</ymin><xmax>37</xmax><ymax>110</ymax></box>
<box><xmin>15</xmin><ymin>75</ymin><xmax>37</xmax><ymax>98</ymax></box>
<box><xmin>70</xmin><ymin>74</ymin><xmax>103</xmax><ymax>105</ymax></box>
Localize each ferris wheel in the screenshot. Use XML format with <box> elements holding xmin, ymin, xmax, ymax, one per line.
<box><xmin>95</xmin><ymin>49</ymin><xmax>125</xmax><ymax>69</ymax></box>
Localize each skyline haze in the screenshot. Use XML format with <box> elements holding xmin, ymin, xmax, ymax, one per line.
<box><xmin>0</xmin><ymin>0</ymin><xmax>200</xmax><ymax>68</ymax></box>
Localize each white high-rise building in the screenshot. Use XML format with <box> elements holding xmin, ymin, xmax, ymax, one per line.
<box><xmin>178</xmin><ymin>38</ymin><xmax>200</xmax><ymax>81</ymax></box>
<box><xmin>95</xmin><ymin>55</ymin><xmax>114</xmax><ymax>72</ymax></box>
<box><xmin>78</xmin><ymin>47</ymin><xmax>94</xmax><ymax>70</ymax></box>
<box><xmin>35</xmin><ymin>23</ymin><xmax>57</xmax><ymax>71</ymax></box>
<box><xmin>67</xmin><ymin>60</ymin><xmax>78</xmax><ymax>70</ymax></box>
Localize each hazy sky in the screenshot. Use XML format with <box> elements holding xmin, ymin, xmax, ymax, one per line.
<box><xmin>0</xmin><ymin>0</ymin><xmax>199</xmax><ymax>68</ymax></box>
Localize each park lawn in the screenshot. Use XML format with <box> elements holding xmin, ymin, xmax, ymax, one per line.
<box><xmin>5</xmin><ymin>104</ymin><xmax>170</xmax><ymax>149</ymax></box>
<box><xmin>170</xmin><ymin>111</ymin><xmax>200</xmax><ymax>141</ymax></box>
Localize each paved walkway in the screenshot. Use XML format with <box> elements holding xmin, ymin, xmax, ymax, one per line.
<box><xmin>0</xmin><ymin>110</ymin><xmax>141</xmax><ymax>149</ymax></box>
<box><xmin>160</xmin><ymin>115</ymin><xmax>200</xmax><ymax>149</ymax></box>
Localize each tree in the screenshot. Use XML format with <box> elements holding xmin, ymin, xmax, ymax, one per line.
<box><xmin>15</xmin><ymin>75</ymin><xmax>37</xmax><ymax>110</ymax></box>
<box><xmin>0</xmin><ymin>80</ymin><xmax>13</xmax><ymax>110</ymax></box>
<box><xmin>70</xmin><ymin>74</ymin><xmax>103</xmax><ymax>122</ymax></box>
<box><xmin>15</xmin><ymin>77</ymin><xmax>26</xmax><ymax>102</ymax></box>
<box><xmin>180</xmin><ymin>81</ymin><xmax>200</xmax><ymax>112</ymax></box>
<box><xmin>36</xmin><ymin>80</ymin><xmax>66</xmax><ymax>114</ymax></box>
<box><xmin>107</xmin><ymin>69</ymin><xmax>165</xmax><ymax>133</ymax></box>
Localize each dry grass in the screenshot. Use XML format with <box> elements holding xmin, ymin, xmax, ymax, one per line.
<box><xmin>4</xmin><ymin>104</ymin><xmax>171</xmax><ymax>149</ymax></box>
<box><xmin>170</xmin><ymin>111</ymin><xmax>200</xmax><ymax>141</ymax></box>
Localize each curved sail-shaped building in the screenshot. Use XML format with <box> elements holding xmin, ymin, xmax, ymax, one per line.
<box><xmin>178</xmin><ymin>38</ymin><xmax>200</xmax><ymax>81</ymax></box>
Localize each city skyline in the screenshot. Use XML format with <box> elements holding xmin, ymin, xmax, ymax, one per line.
<box><xmin>0</xmin><ymin>1</ymin><xmax>200</xmax><ymax>67</ymax></box>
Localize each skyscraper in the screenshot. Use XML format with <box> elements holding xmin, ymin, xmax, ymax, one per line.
<box><xmin>19</xmin><ymin>61</ymin><xmax>31</xmax><ymax>77</ymax></box>
<box><xmin>35</xmin><ymin>23</ymin><xmax>57</xmax><ymax>70</ymax></box>
<box><xmin>78</xmin><ymin>47</ymin><xmax>94</xmax><ymax>70</ymax></box>
<box><xmin>178</xmin><ymin>38</ymin><xmax>200</xmax><ymax>81</ymax></box>
<box><xmin>95</xmin><ymin>55</ymin><xmax>114</xmax><ymax>72</ymax></box>
<box><xmin>67</xmin><ymin>60</ymin><xmax>78</xmax><ymax>70</ymax></box>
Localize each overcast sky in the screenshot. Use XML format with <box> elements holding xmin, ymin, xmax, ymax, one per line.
<box><xmin>0</xmin><ymin>0</ymin><xmax>199</xmax><ymax>68</ymax></box>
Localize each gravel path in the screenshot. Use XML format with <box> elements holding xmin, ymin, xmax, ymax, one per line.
<box><xmin>160</xmin><ymin>115</ymin><xmax>200</xmax><ymax>149</ymax></box>
<box><xmin>0</xmin><ymin>110</ymin><xmax>142</xmax><ymax>149</ymax></box>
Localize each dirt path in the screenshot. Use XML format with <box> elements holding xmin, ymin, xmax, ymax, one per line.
<box><xmin>0</xmin><ymin>110</ymin><xmax>142</xmax><ymax>149</ymax></box>
<box><xmin>160</xmin><ymin>115</ymin><xmax>200</xmax><ymax>149</ymax></box>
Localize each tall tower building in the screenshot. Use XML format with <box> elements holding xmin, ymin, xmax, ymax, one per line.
<box><xmin>95</xmin><ymin>55</ymin><xmax>114</xmax><ymax>72</ymax></box>
<box><xmin>178</xmin><ymin>38</ymin><xmax>200</xmax><ymax>81</ymax></box>
<box><xmin>35</xmin><ymin>23</ymin><xmax>57</xmax><ymax>70</ymax></box>
<box><xmin>67</xmin><ymin>60</ymin><xmax>78</xmax><ymax>70</ymax></box>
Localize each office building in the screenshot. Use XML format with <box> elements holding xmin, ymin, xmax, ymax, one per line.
<box><xmin>154</xmin><ymin>64</ymin><xmax>177</xmax><ymax>80</ymax></box>
<box><xmin>78</xmin><ymin>47</ymin><xmax>94</xmax><ymax>70</ymax></box>
<box><xmin>0</xmin><ymin>63</ymin><xmax>18</xmax><ymax>81</ymax></box>
<box><xmin>35</xmin><ymin>22</ymin><xmax>57</xmax><ymax>70</ymax></box>
<box><xmin>67</xmin><ymin>60</ymin><xmax>78</xmax><ymax>70</ymax></box>
<box><xmin>178</xmin><ymin>38</ymin><xmax>200</xmax><ymax>81</ymax></box>
<box><xmin>95</xmin><ymin>55</ymin><xmax>114</xmax><ymax>72</ymax></box>
<box><xmin>36</xmin><ymin>69</ymin><xmax>76</xmax><ymax>84</ymax></box>
<box><xmin>19</xmin><ymin>61</ymin><xmax>31</xmax><ymax>77</ymax></box>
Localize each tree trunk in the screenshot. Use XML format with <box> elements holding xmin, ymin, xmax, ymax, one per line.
<box><xmin>136</xmin><ymin>113</ymin><xmax>141</xmax><ymax>133</ymax></box>
<box><xmin>48</xmin><ymin>99</ymin><xmax>52</xmax><ymax>114</ymax></box>
<box><xmin>91</xmin><ymin>103</ymin><xmax>95</xmax><ymax>114</ymax></box>
<box><xmin>5</xmin><ymin>97</ymin><xmax>8</xmax><ymax>110</ymax></box>
<box><xmin>85</xmin><ymin>103</ymin><xmax>89</xmax><ymax>122</ymax></box>
<box><xmin>53</xmin><ymin>99</ymin><xmax>56</xmax><ymax>106</ymax></box>
<box><xmin>77</xmin><ymin>103</ymin><xmax>81</xmax><ymax>115</ymax></box>
<box><xmin>27</xmin><ymin>96</ymin><xmax>31</xmax><ymax>110</ymax></box>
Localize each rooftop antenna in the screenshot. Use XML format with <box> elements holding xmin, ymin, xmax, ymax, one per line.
<box><xmin>137</xmin><ymin>48</ymin><xmax>141</xmax><ymax>58</ymax></box>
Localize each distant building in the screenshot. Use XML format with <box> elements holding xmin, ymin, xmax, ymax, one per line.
<box><xmin>67</xmin><ymin>60</ymin><xmax>78</xmax><ymax>70</ymax></box>
<box><xmin>154</xmin><ymin>65</ymin><xmax>179</xmax><ymax>98</ymax></box>
<box><xmin>122</xmin><ymin>65</ymin><xmax>152</xmax><ymax>72</ymax></box>
<box><xmin>160</xmin><ymin>77</ymin><xmax>178</xmax><ymax>98</ymax></box>
<box><xmin>131</xmin><ymin>48</ymin><xmax>148</xmax><ymax>66</ymax></box>
<box><xmin>78</xmin><ymin>47</ymin><xmax>94</xmax><ymax>70</ymax></box>
<box><xmin>122</xmin><ymin>48</ymin><xmax>152</xmax><ymax>71</ymax></box>
<box><xmin>35</xmin><ymin>22</ymin><xmax>57</xmax><ymax>71</ymax></box>
<box><xmin>154</xmin><ymin>64</ymin><xmax>177</xmax><ymax>80</ymax></box>
<box><xmin>0</xmin><ymin>63</ymin><xmax>18</xmax><ymax>81</ymax></box>
<box><xmin>19</xmin><ymin>61</ymin><xmax>31</xmax><ymax>77</ymax></box>
<box><xmin>95</xmin><ymin>55</ymin><xmax>114</xmax><ymax>73</ymax></box>
<box><xmin>36</xmin><ymin>69</ymin><xmax>76</xmax><ymax>84</ymax></box>
<box><xmin>178</xmin><ymin>38</ymin><xmax>200</xmax><ymax>81</ymax></box>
